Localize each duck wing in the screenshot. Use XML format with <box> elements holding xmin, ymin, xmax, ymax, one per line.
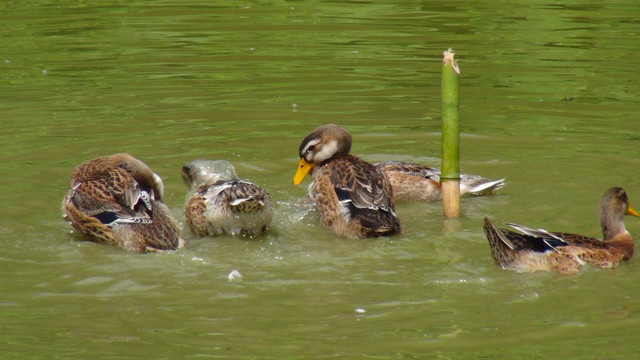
<box><xmin>331</xmin><ymin>155</ymin><xmax>394</xmax><ymax>213</ymax></box>
<box><xmin>506</xmin><ymin>222</ymin><xmax>606</xmax><ymax>249</ymax></box>
<box><xmin>69</xmin><ymin>167</ymin><xmax>153</xmax><ymax>226</ymax></box>
<box><xmin>204</xmin><ymin>180</ymin><xmax>271</xmax><ymax>213</ymax></box>
<box><xmin>374</xmin><ymin>161</ymin><xmax>440</xmax><ymax>180</ymax></box>
<box><xmin>460</xmin><ymin>175</ymin><xmax>506</xmax><ymax>195</ymax></box>
<box><xmin>482</xmin><ymin>221</ymin><xmax>566</xmax><ymax>254</ymax></box>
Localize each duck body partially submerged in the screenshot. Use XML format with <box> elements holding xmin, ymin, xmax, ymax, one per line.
<box><xmin>182</xmin><ymin>159</ymin><xmax>274</xmax><ymax>237</ymax></box>
<box><xmin>293</xmin><ymin>124</ymin><xmax>401</xmax><ymax>239</ymax></box>
<box><xmin>483</xmin><ymin>187</ymin><xmax>638</xmax><ymax>274</ymax></box>
<box><xmin>373</xmin><ymin>160</ymin><xmax>505</xmax><ymax>202</ymax></box>
<box><xmin>62</xmin><ymin>153</ymin><xmax>184</xmax><ymax>252</ymax></box>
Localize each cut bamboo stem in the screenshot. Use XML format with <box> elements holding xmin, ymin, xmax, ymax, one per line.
<box><xmin>441</xmin><ymin>48</ymin><xmax>461</xmax><ymax>218</ymax></box>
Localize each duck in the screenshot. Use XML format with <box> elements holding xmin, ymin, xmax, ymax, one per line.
<box><xmin>483</xmin><ymin>187</ymin><xmax>638</xmax><ymax>274</ymax></box>
<box><xmin>182</xmin><ymin>159</ymin><xmax>274</xmax><ymax>237</ymax></box>
<box><xmin>373</xmin><ymin>160</ymin><xmax>505</xmax><ymax>202</ymax></box>
<box><xmin>61</xmin><ymin>153</ymin><xmax>184</xmax><ymax>252</ymax></box>
<box><xmin>293</xmin><ymin>124</ymin><xmax>401</xmax><ymax>238</ymax></box>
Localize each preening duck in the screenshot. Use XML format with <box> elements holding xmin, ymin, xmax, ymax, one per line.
<box><xmin>182</xmin><ymin>159</ymin><xmax>274</xmax><ymax>237</ymax></box>
<box><xmin>61</xmin><ymin>153</ymin><xmax>184</xmax><ymax>252</ymax></box>
<box><xmin>293</xmin><ymin>124</ymin><xmax>401</xmax><ymax>239</ymax></box>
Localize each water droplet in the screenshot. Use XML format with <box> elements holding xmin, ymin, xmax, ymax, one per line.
<box><xmin>227</xmin><ymin>269</ymin><xmax>243</xmax><ymax>282</ymax></box>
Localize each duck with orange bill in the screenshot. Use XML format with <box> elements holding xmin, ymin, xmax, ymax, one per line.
<box><xmin>483</xmin><ymin>187</ymin><xmax>638</xmax><ymax>274</ymax></box>
<box><xmin>293</xmin><ymin>124</ymin><xmax>401</xmax><ymax>239</ymax></box>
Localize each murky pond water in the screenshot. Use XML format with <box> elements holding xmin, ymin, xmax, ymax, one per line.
<box><xmin>2</xmin><ymin>1</ymin><xmax>640</xmax><ymax>358</ymax></box>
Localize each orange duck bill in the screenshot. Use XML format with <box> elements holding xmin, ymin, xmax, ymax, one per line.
<box><xmin>293</xmin><ymin>158</ymin><xmax>314</xmax><ymax>185</ymax></box>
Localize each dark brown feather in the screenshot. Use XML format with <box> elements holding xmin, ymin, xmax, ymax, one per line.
<box><xmin>62</xmin><ymin>154</ymin><xmax>184</xmax><ymax>252</ymax></box>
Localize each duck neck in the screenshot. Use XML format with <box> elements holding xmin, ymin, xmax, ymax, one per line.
<box><xmin>601</xmin><ymin>212</ymin><xmax>635</xmax><ymax>260</ymax></box>
<box><xmin>601</xmin><ymin>217</ymin><xmax>626</xmax><ymax>241</ymax></box>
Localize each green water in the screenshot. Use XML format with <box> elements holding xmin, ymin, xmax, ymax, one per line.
<box><xmin>2</xmin><ymin>0</ymin><xmax>640</xmax><ymax>358</ymax></box>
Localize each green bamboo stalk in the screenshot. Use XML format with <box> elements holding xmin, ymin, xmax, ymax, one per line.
<box><xmin>441</xmin><ymin>48</ymin><xmax>461</xmax><ymax>218</ymax></box>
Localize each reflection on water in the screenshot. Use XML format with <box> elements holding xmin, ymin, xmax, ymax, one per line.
<box><xmin>2</xmin><ymin>0</ymin><xmax>640</xmax><ymax>358</ymax></box>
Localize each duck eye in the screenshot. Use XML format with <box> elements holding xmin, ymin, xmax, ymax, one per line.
<box><xmin>305</xmin><ymin>145</ymin><xmax>316</xmax><ymax>155</ymax></box>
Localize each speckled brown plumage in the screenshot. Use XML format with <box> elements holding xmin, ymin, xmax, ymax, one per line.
<box><xmin>61</xmin><ymin>153</ymin><xmax>184</xmax><ymax>252</ymax></box>
<box><xmin>184</xmin><ymin>191</ymin><xmax>209</xmax><ymax>237</ymax></box>
<box><xmin>483</xmin><ymin>187</ymin><xmax>638</xmax><ymax>274</ymax></box>
<box><xmin>182</xmin><ymin>160</ymin><xmax>274</xmax><ymax>237</ymax></box>
<box><xmin>293</xmin><ymin>124</ymin><xmax>401</xmax><ymax>239</ymax></box>
<box><xmin>373</xmin><ymin>161</ymin><xmax>505</xmax><ymax>202</ymax></box>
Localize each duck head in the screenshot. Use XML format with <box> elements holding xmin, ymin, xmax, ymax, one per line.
<box><xmin>293</xmin><ymin>124</ymin><xmax>352</xmax><ymax>185</ymax></box>
<box><xmin>598</xmin><ymin>187</ymin><xmax>639</xmax><ymax>240</ymax></box>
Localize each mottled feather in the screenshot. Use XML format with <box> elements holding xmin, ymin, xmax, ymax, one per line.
<box><xmin>61</xmin><ymin>153</ymin><xmax>184</xmax><ymax>252</ymax></box>
<box><xmin>483</xmin><ymin>187</ymin><xmax>637</xmax><ymax>274</ymax></box>
<box><xmin>374</xmin><ymin>160</ymin><xmax>505</xmax><ymax>202</ymax></box>
<box><xmin>295</xmin><ymin>124</ymin><xmax>401</xmax><ymax>238</ymax></box>
<box><xmin>182</xmin><ymin>160</ymin><xmax>274</xmax><ymax>237</ymax></box>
